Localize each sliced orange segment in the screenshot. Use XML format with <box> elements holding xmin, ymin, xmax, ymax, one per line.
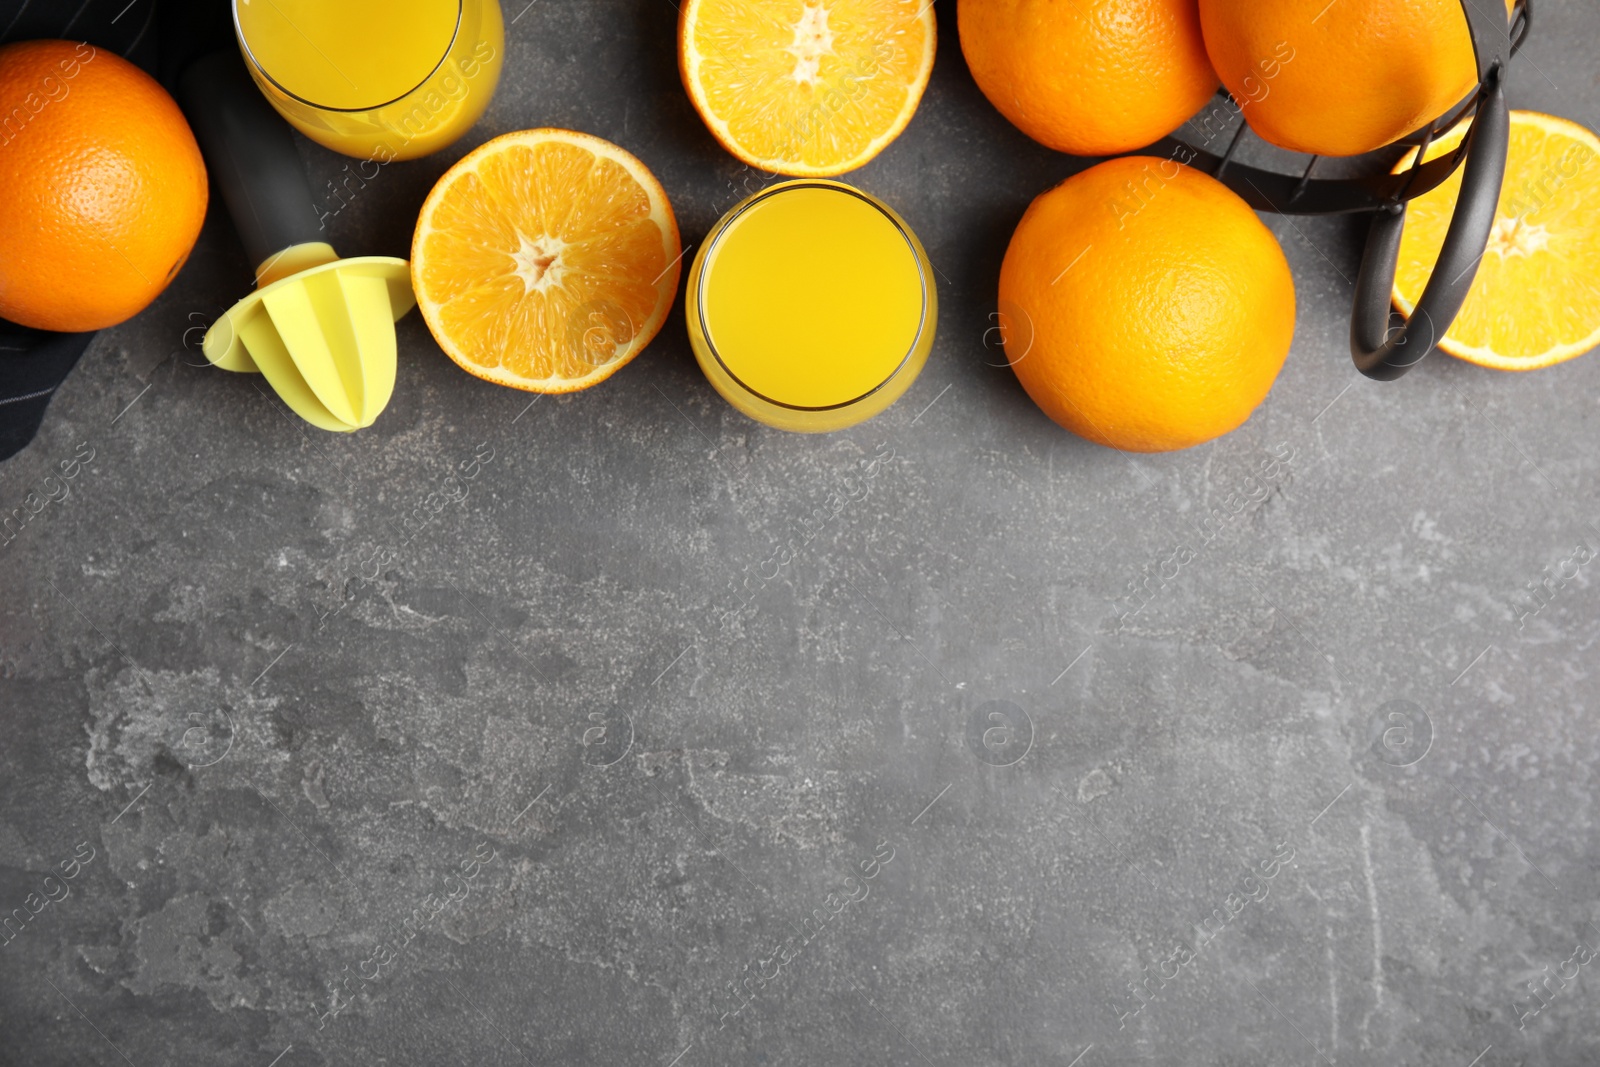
<box><xmin>679</xmin><ymin>0</ymin><xmax>935</xmax><ymax>177</ymax></box>
<box><xmin>1393</xmin><ymin>110</ymin><xmax>1600</xmax><ymax>370</ymax></box>
<box><xmin>411</xmin><ymin>129</ymin><xmax>682</xmax><ymax>392</ymax></box>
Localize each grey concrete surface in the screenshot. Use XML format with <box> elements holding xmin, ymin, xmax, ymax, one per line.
<box><xmin>3</xmin><ymin>1</ymin><xmax>1599</xmax><ymax>1064</ymax></box>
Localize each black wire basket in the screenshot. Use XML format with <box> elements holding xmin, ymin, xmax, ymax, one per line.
<box><xmin>1143</xmin><ymin>0</ymin><xmax>1528</xmax><ymax>381</ymax></box>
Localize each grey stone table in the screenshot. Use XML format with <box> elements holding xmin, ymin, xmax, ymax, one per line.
<box><xmin>3</xmin><ymin>2</ymin><xmax>1599</xmax><ymax>1064</ymax></box>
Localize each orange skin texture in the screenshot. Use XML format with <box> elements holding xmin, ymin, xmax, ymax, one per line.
<box><xmin>1198</xmin><ymin>0</ymin><xmax>1514</xmax><ymax>157</ymax></box>
<box><xmin>1000</xmin><ymin>157</ymin><xmax>1295</xmax><ymax>453</ymax></box>
<box><xmin>959</xmin><ymin>0</ymin><xmax>1219</xmax><ymax>157</ymax></box>
<box><xmin>0</xmin><ymin>40</ymin><xmax>207</xmax><ymax>333</ymax></box>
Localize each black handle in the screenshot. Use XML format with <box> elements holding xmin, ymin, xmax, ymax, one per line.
<box><xmin>1350</xmin><ymin>77</ymin><xmax>1508</xmax><ymax>380</ymax></box>
<box><xmin>176</xmin><ymin>49</ymin><xmax>326</xmax><ymax>273</ymax></box>
<box><xmin>1350</xmin><ymin>0</ymin><xmax>1514</xmax><ymax>380</ymax></box>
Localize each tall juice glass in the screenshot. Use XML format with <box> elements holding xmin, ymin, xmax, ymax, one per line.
<box><xmin>687</xmin><ymin>180</ymin><xmax>937</xmax><ymax>433</ymax></box>
<box><xmin>233</xmin><ymin>0</ymin><xmax>504</xmax><ymax>162</ymax></box>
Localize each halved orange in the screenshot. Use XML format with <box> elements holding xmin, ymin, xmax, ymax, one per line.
<box><xmin>1393</xmin><ymin>110</ymin><xmax>1600</xmax><ymax>370</ymax></box>
<box><xmin>679</xmin><ymin>0</ymin><xmax>935</xmax><ymax>177</ymax></box>
<box><xmin>412</xmin><ymin>129</ymin><xmax>682</xmax><ymax>393</ymax></box>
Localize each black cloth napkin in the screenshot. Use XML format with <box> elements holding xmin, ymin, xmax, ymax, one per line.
<box><xmin>0</xmin><ymin>0</ymin><xmax>231</xmax><ymax>461</ymax></box>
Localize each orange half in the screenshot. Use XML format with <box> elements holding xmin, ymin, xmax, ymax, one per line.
<box><xmin>679</xmin><ymin>0</ymin><xmax>935</xmax><ymax>177</ymax></box>
<box><xmin>1393</xmin><ymin>110</ymin><xmax>1600</xmax><ymax>370</ymax></box>
<box><xmin>412</xmin><ymin>129</ymin><xmax>682</xmax><ymax>392</ymax></box>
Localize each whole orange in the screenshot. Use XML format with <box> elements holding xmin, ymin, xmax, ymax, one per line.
<box><xmin>999</xmin><ymin>157</ymin><xmax>1295</xmax><ymax>453</ymax></box>
<box><xmin>958</xmin><ymin>0</ymin><xmax>1218</xmax><ymax>157</ymax></box>
<box><xmin>1198</xmin><ymin>0</ymin><xmax>1513</xmax><ymax>158</ymax></box>
<box><xmin>0</xmin><ymin>41</ymin><xmax>207</xmax><ymax>333</ymax></box>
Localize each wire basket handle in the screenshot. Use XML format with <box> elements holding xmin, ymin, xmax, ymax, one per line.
<box><xmin>1350</xmin><ymin>0</ymin><xmax>1520</xmax><ymax>380</ymax></box>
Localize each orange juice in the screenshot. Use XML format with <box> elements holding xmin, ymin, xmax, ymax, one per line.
<box><xmin>688</xmin><ymin>181</ymin><xmax>936</xmax><ymax>432</ymax></box>
<box><xmin>233</xmin><ymin>0</ymin><xmax>504</xmax><ymax>162</ymax></box>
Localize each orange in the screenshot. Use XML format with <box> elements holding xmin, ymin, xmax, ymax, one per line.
<box><xmin>1393</xmin><ymin>110</ymin><xmax>1600</xmax><ymax>371</ymax></box>
<box><xmin>0</xmin><ymin>40</ymin><xmax>207</xmax><ymax>333</ymax></box>
<box><xmin>679</xmin><ymin>0</ymin><xmax>934</xmax><ymax>177</ymax></box>
<box><xmin>411</xmin><ymin>129</ymin><xmax>681</xmax><ymax>393</ymax></box>
<box><xmin>958</xmin><ymin>0</ymin><xmax>1218</xmax><ymax>157</ymax></box>
<box><xmin>999</xmin><ymin>157</ymin><xmax>1295</xmax><ymax>453</ymax></box>
<box><xmin>1198</xmin><ymin>0</ymin><xmax>1514</xmax><ymax>158</ymax></box>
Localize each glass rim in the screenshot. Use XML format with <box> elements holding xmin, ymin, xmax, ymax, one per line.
<box><xmin>232</xmin><ymin>0</ymin><xmax>465</xmax><ymax>115</ymax></box>
<box><xmin>695</xmin><ymin>180</ymin><xmax>931</xmax><ymax>414</ymax></box>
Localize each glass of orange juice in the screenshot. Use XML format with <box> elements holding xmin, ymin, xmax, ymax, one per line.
<box><xmin>232</xmin><ymin>0</ymin><xmax>504</xmax><ymax>163</ymax></box>
<box><xmin>687</xmin><ymin>180</ymin><xmax>937</xmax><ymax>433</ymax></box>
